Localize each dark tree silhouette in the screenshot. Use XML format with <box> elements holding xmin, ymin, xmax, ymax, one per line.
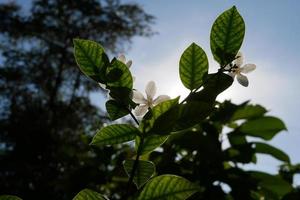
<box><xmin>0</xmin><ymin>0</ymin><xmax>154</xmax><ymax>199</ymax></box>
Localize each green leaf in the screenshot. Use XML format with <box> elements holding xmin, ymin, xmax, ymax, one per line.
<box><xmin>141</xmin><ymin>97</ymin><xmax>179</xmax><ymax>135</ymax></box>
<box><xmin>232</xmin><ymin>104</ymin><xmax>267</xmax><ymax>121</ymax></box>
<box><xmin>210</xmin><ymin>6</ymin><xmax>245</xmax><ymax>65</ymax></box>
<box><xmin>240</xmin><ymin>116</ymin><xmax>287</xmax><ymax>140</ymax></box>
<box><xmin>106</xmin><ymin>100</ymin><xmax>129</xmax><ymax>120</ymax></box>
<box><xmin>254</xmin><ymin>142</ymin><xmax>290</xmax><ymax>163</ymax></box>
<box><xmin>123</xmin><ymin>160</ymin><xmax>155</xmax><ymax>189</ymax></box>
<box><xmin>179</xmin><ymin>43</ymin><xmax>208</xmax><ymax>90</ymax></box>
<box><xmin>107</xmin><ymin>59</ymin><xmax>133</xmax><ymax>90</ymax></box>
<box><xmin>0</xmin><ymin>195</ymin><xmax>22</xmax><ymax>200</ymax></box>
<box><xmin>137</xmin><ymin>175</ymin><xmax>200</xmax><ymax>200</ymax></box>
<box><xmin>73</xmin><ymin>39</ymin><xmax>108</xmax><ymax>82</ymax></box>
<box><xmin>136</xmin><ymin>135</ymin><xmax>168</xmax><ymax>155</ymax></box>
<box><xmin>187</xmin><ymin>73</ymin><xmax>233</xmax><ymax>103</ymax></box>
<box><xmin>91</xmin><ymin>124</ymin><xmax>139</xmax><ymax>146</ymax></box>
<box><xmin>175</xmin><ymin>101</ymin><xmax>213</xmax><ymax>130</ymax></box>
<box><xmin>250</xmin><ymin>171</ymin><xmax>293</xmax><ymax>198</ymax></box>
<box><xmin>72</xmin><ymin>189</ymin><xmax>105</xmax><ymax>200</ymax></box>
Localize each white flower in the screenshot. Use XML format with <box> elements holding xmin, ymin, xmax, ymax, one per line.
<box><xmin>228</xmin><ymin>52</ymin><xmax>256</xmax><ymax>87</ymax></box>
<box><xmin>117</xmin><ymin>54</ymin><xmax>132</xmax><ymax>68</ymax></box>
<box><xmin>132</xmin><ymin>81</ymin><xmax>170</xmax><ymax>116</ymax></box>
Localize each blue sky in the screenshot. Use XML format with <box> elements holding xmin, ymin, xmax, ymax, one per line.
<box><xmin>8</xmin><ymin>0</ymin><xmax>300</xmax><ymax>181</ymax></box>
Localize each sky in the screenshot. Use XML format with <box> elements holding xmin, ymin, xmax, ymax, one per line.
<box><xmin>8</xmin><ymin>0</ymin><xmax>300</xmax><ymax>182</ymax></box>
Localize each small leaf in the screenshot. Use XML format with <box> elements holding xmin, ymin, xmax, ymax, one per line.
<box><xmin>91</xmin><ymin>124</ymin><xmax>139</xmax><ymax>146</ymax></box>
<box><xmin>232</xmin><ymin>104</ymin><xmax>267</xmax><ymax>121</ymax></box>
<box><xmin>210</xmin><ymin>6</ymin><xmax>245</xmax><ymax>65</ymax></box>
<box><xmin>73</xmin><ymin>39</ymin><xmax>108</xmax><ymax>82</ymax></box>
<box><xmin>136</xmin><ymin>135</ymin><xmax>168</xmax><ymax>155</ymax></box>
<box><xmin>240</xmin><ymin>116</ymin><xmax>287</xmax><ymax>140</ymax></box>
<box><xmin>106</xmin><ymin>100</ymin><xmax>129</xmax><ymax>120</ymax></box>
<box><xmin>250</xmin><ymin>171</ymin><xmax>293</xmax><ymax>198</ymax></box>
<box><xmin>179</xmin><ymin>43</ymin><xmax>208</xmax><ymax>90</ymax></box>
<box><xmin>141</xmin><ymin>97</ymin><xmax>179</xmax><ymax>135</ymax></box>
<box><xmin>0</xmin><ymin>195</ymin><xmax>22</xmax><ymax>200</ymax></box>
<box><xmin>254</xmin><ymin>142</ymin><xmax>290</xmax><ymax>163</ymax></box>
<box><xmin>107</xmin><ymin>59</ymin><xmax>133</xmax><ymax>90</ymax></box>
<box><xmin>72</xmin><ymin>189</ymin><xmax>105</xmax><ymax>200</ymax></box>
<box><xmin>137</xmin><ymin>175</ymin><xmax>200</xmax><ymax>200</ymax></box>
<box><xmin>123</xmin><ymin>160</ymin><xmax>155</xmax><ymax>189</ymax></box>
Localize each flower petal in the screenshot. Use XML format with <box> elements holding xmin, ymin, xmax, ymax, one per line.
<box><xmin>234</xmin><ymin>52</ymin><xmax>243</xmax><ymax>67</ymax></box>
<box><xmin>145</xmin><ymin>81</ymin><xmax>156</xmax><ymax>100</ymax></box>
<box><xmin>153</xmin><ymin>95</ymin><xmax>170</xmax><ymax>105</ymax></box>
<box><xmin>134</xmin><ymin>105</ymin><xmax>148</xmax><ymax>116</ymax></box>
<box><xmin>117</xmin><ymin>54</ymin><xmax>126</xmax><ymax>63</ymax></box>
<box><xmin>237</xmin><ymin>73</ymin><xmax>249</xmax><ymax>87</ymax></box>
<box><xmin>132</xmin><ymin>90</ymin><xmax>147</xmax><ymax>104</ymax></box>
<box><xmin>241</xmin><ymin>64</ymin><xmax>256</xmax><ymax>74</ymax></box>
<box><xmin>227</xmin><ymin>72</ymin><xmax>236</xmax><ymax>78</ymax></box>
<box><xmin>126</xmin><ymin>60</ymin><xmax>132</xmax><ymax>68</ymax></box>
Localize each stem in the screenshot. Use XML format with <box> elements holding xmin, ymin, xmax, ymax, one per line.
<box><xmin>125</xmin><ymin>135</ymin><xmax>144</xmax><ymax>198</ymax></box>
<box><xmin>128</xmin><ymin>108</ymin><xmax>139</xmax><ymax>125</ymax></box>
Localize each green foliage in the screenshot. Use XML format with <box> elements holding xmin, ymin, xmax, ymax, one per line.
<box><xmin>232</xmin><ymin>104</ymin><xmax>267</xmax><ymax>120</ymax></box>
<box><xmin>254</xmin><ymin>142</ymin><xmax>290</xmax><ymax>163</ymax></box>
<box><xmin>106</xmin><ymin>59</ymin><xmax>133</xmax><ymax>89</ymax></box>
<box><xmin>123</xmin><ymin>160</ymin><xmax>155</xmax><ymax>189</ymax></box>
<box><xmin>240</xmin><ymin>116</ymin><xmax>287</xmax><ymax>140</ymax></box>
<box><xmin>74</xmin><ymin>39</ymin><xmax>108</xmax><ymax>83</ymax></box>
<box><xmin>137</xmin><ymin>175</ymin><xmax>200</xmax><ymax>200</ymax></box>
<box><xmin>0</xmin><ymin>195</ymin><xmax>22</xmax><ymax>200</ymax></box>
<box><xmin>250</xmin><ymin>171</ymin><xmax>293</xmax><ymax>198</ymax></box>
<box><xmin>91</xmin><ymin>124</ymin><xmax>140</xmax><ymax>146</ymax></box>
<box><xmin>106</xmin><ymin>100</ymin><xmax>129</xmax><ymax>120</ymax></box>
<box><xmin>135</xmin><ymin>135</ymin><xmax>169</xmax><ymax>155</ymax></box>
<box><xmin>141</xmin><ymin>97</ymin><xmax>180</xmax><ymax>135</ymax></box>
<box><xmin>179</xmin><ymin>43</ymin><xmax>209</xmax><ymax>90</ymax></box>
<box><xmin>210</xmin><ymin>6</ymin><xmax>245</xmax><ymax>66</ymax></box>
<box><xmin>73</xmin><ymin>189</ymin><xmax>105</xmax><ymax>200</ymax></box>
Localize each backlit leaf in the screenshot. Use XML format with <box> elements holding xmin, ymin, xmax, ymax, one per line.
<box><xmin>210</xmin><ymin>6</ymin><xmax>245</xmax><ymax>65</ymax></box>
<box><xmin>137</xmin><ymin>175</ymin><xmax>200</xmax><ymax>200</ymax></box>
<box><xmin>123</xmin><ymin>160</ymin><xmax>155</xmax><ymax>189</ymax></box>
<box><xmin>91</xmin><ymin>124</ymin><xmax>139</xmax><ymax>146</ymax></box>
<box><xmin>73</xmin><ymin>39</ymin><xmax>108</xmax><ymax>82</ymax></box>
<box><xmin>179</xmin><ymin>43</ymin><xmax>208</xmax><ymax>90</ymax></box>
<box><xmin>72</xmin><ymin>189</ymin><xmax>105</xmax><ymax>200</ymax></box>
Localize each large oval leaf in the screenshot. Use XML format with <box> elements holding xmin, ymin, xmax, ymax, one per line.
<box><xmin>135</xmin><ymin>135</ymin><xmax>168</xmax><ymax>155</ymax></box>
<box><xmin>137</xmin><ymin>175</ymin><xmax>200</xmax><ymax>200</ymax></box>
<box><xmin>210</xmin><ymin>6</ymin><xmax>245</xmax><ymax>65</ymax></box>
<box><xmin>0</xmin><ymin>195</ymin><xmax>22</xmax><ymax>200</ymax></box>
<box><xmin>254</xmin><ymin>142</ymin><xmax>290</xmax><ymax>163</ymax></box>
<box><xmin>72</xmin><ymin>189</ymin><xmax>105</xmax><ymax>200</ymax></box>
<box><xmin>91</xmin><ymin>124</ymin><xmax>139</xmax><ymax>146</ymax></box>
<box><xmin>123</xmin><ymin>160</ymin><xmax>155</xmax><ymax>189</ymax></box>
<box><xmin>73</xmin><ymin>39</ymin><xmax>108</xmax><ymax>82</ymax></box>
<box><xmin>179</xmin><ymin>43</ymin><xmax>208</xmax><ymax>90</ymax></box>
<box><xmin>240</xmin><ymin>116</ymin><xmax>287</xmax><ymax>140</ymax></box>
